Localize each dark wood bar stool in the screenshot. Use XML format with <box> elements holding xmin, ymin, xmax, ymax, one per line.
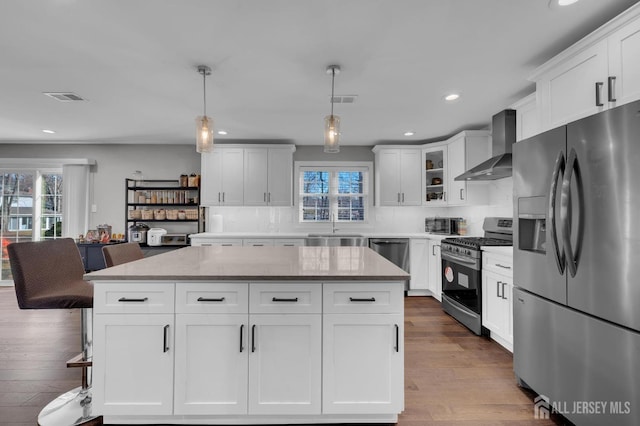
<box><xmin>8</xmin><ymin>238</ymin><xmax>102</xmax><ymax>426</ymax></box>
<box><xmin>102</xmin><ymin>242</ymin><xmax>144</xmax><ymax>267</ymax></box>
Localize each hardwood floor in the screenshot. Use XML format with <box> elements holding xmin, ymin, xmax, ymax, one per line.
<box><xmin>0</xmin><ymin>288</ymin><xmax>570</xmax><ymax>425</ymax></box>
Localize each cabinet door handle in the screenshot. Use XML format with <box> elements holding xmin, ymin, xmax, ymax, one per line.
<box><xmin>272</xmin><ymin>297</ymin><xmax>299</xmax><ymax>302</ymax></box>
<box><xmin>268</xmin><ymin>192</ymin><xmax>271</xmax><ymax>203</ymax></box>
<box><xmin>251</xmin><ymin>324</ymin><xmax>256</xmax><ymax>352</ymax></box>
<box><xmin>349</xmin><ymin>297</ymin><xmax>376</xmax><ymax>302</ymax></box>
<box><xmin>402</xmin><ymin>193</ymin><xmax>405</xmax><ymax>203</ymax></box>
<box><xmin>201</xmin><ymin>243</ymin><xmax>212</xmax><ymax>246</ymax></box>
<box><xmin>443</xmin><ymin>191</ymin><xmax>446</xmax><ymax>201</ymax></box>
<box><xmin>595</xmin><ymin>82</ymin><xmax>604</xmax><ymax>107</ymax></box>
<box><xmin>239</xmin><ymin>324</ymin><xmax>244</xmax><ymax>353</ymax></box>
<box><xmin>496</xmin><ymin>281</ymin><xmax>502</xmax><ymax>298</ymax></box>
<box><xmin>394</xmin><ymin>324</ymin><xmax>400</xmax><ymax>353</ymax></box>
<box><xmin>460</xmin><ymin>188</ymin><xmax>464</xmax><ymax>200</ymax></box>
<box><xmin>432</xmin><ymin>245</ymin><xmax>436</xmax><ymax>256</ymax></box>
<box><xmin>163</xmin><ymin>324</ymin><xmax>170</xmax><ymax>353</ymax></box>
<box><xmin>118</xmin><ymin>297</ymin><xmax>148</xmax><ymax>303</ymax></box>
<box><xmin>397</xmin><ymin>193</ymin><xmax>400</xmax><ymax>203</ymax></box>
<box><xmin>222</xmin><ymin>192</ymin><xmax>225</xmax><ymax>202</ymax></box>
<box><xmin>218</xmin><ymin>192</ymin><xmax>221</xmax><ymax>203</ymax></box>
<box><xmin>197</xmin><ymin>297</ymin><xmax>225</xmax><ymax>302</ymax></box>
<box><xmin>495</xmin><ymin>264</ymin><xmax>511</xmax><ymax>270</ymax></box>
<box><xmin>608</xmin><ymin>76</ymin><xmax>617</xmax><ymax>102</ymax></box>
<box><xmin>264</xmin><ymin>192</ymin><xmax>267</xmax><ymax>202</ymax></box>
<box><xmin>502</xmin><ymin>282</ymin><xmax>508</xmax><ymax>300</ymax></box>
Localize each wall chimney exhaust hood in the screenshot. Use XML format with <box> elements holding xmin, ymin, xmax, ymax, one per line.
<box><xmin>455</xmin><ymin>109</ymin><xmax>516</xmax><ymax>181</ymax></box>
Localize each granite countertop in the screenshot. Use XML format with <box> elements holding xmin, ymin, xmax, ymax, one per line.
<box><xmin>188</xmin><ymin>232</ymin><xmax>453</xmax><ymax>240</ymax></box>
<box><xmin>85</xmin><ymin>246</ymin><xmax>410</xmax><ymax>282</ymax></box>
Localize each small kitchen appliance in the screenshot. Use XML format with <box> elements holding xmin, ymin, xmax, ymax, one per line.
<box><xmin>147</xmin><ymin>228</ymin><xmax>167</xmax><ymax>246</ymax></box>
<box><xmin>440</xmin><ymin>217</ymin><xmax>513</xmax><ymax>335</ymax></box>
<box><xmin>127</xmin><ymin>223</ymin><xmax>149</xmax><ymax>244</ymax></box>
<box><xmin>425</xmin><ymin>217</ymin><xmax>464</xmax><ymax>235</ymax></box>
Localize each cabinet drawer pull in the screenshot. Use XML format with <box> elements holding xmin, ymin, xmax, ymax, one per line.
<box><xmin>349</xmin><ymin>297</ymin><xmax>376</xmax><ymax>302</ymax></box>
<box><xmin>394</xmin><ymin>324</ymin><xmax>399</xmax><ymax>353</ymax></box>
<box><xmin>496</xmin><ymin>281</ymin><xmax>502</xmax><ymax>298</ymax></box>
<box><xmin>495</xmin><ymin>264</ymin><xmax>511</xmax><ymax>270</ymax></box>
<box><xmin>272</xmin><ymin>297</ymin><xmax>299</xmax><ymax>302</ymax></box>
<box><xmin>197</xmin><ymin>297</ymin><xmax>225</xmax><ymax>302</ymax></box>
<box><xmin>501</xmin><ymin>282</ymin><xmax>508</xmax><ymax>300</ymax></box>
<box><xmin>608</xmin><ymin>76</ymin><xmax>617</xmax><ymax>102</ymax></box>
<box><xmin>163</xmin><ymin>324</ymin><xmax>170</xmax><ymax>353</ymax></box>
<box><xmin>239</xmin><ymin>324</ymin><xmax>244</xmax><ymax>353</ymax></box>
<box><xmin>118</xmin><ymin>297</ymin><xmax>148</xmax><ymax>303</ymax></box>
<box><xmin>595</xmin><ymin>82</ymin><xmax>604</xmax><ymax>107</ymax></box>
<box><xmin>251</xmin><ymin>324</ymin><xmax>256</xmax><ymax>353</ymax></box>
<box><xmin>460</xmin><ymin>188</ymin><xmax>464</xmax><ymax>200</ymax></box>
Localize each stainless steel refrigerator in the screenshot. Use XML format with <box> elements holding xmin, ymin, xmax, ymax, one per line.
<box><xmin>513</xmin><ymin>100</ymin><xmax>640</xmax><ymax>426</ymax></box>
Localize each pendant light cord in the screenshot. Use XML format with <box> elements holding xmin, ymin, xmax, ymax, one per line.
<box><xmin>202</xmin><ymin>69</ymin><xmax>207</xmax><ymax>117</ymax></box>
<box><xmin>330</xmin><ymin>67</ymin><xmax>335</xmax><ymax>117</ymax></box>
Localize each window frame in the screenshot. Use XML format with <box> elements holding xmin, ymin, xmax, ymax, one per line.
<box><xmin>294</xmin><ymin>161</ymin><xmax>373</xmax><ymax>225</ymax></box>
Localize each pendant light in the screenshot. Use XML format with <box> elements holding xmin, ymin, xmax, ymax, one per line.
<box><xmin>195</xmin><ymin>65</ymin><xmax>213</xmax><ymax>153</ymax></box>
<box><xmin>324</xmin><ymin>65</ymin><xmax>341</xmax><ymax>153</ymax></box>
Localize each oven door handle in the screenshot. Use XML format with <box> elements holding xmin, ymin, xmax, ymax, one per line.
<box><xmin>441</xmin><ymin>252</ymin><xmax>477</xmax><ymax>266</ymax></box>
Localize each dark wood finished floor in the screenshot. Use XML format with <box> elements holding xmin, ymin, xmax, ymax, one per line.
<box><xmin>0</xmin><ymin>288</ymin><xmax>570</xmax><ymax>425</ymax></box>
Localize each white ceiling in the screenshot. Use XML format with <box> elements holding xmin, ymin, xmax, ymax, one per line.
<box><xmin>0</xmin><ymin>0</ymin><xmax>638</xmax><ymax>147</ymax></box>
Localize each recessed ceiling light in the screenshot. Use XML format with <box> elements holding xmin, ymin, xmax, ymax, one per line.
<box><xmin>444</xmin><ymin>93</ymin><xmax>460</xmax><ymax>102</ymax></box>
<box><xmin>548</xmin><ymin>0</ymin><xmax>579</xmax><ymax>8</ymax></box>
<box><xmin>42</xmin><ymin>129</ymin><xmax>56</xmax><ymax>134</ymax></box>
<box><xmin>217</xmin><ymin>130</ymin><xmax>228</xmax><ymax>135</ymax></box>
<box><xmin>404</xmin><ymin>131</ymin><xmax>415</xmax><ymax>136</ymax></box>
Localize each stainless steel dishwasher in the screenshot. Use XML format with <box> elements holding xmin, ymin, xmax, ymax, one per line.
<box><xmin>368</xmin><ymin>238</ymin><xmax>410</xmax><ymax>291</ymax></box>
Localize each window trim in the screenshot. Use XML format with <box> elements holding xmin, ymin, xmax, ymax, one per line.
<box><xmin>294</xmin><ymin>161</ymin><xmax>373</xmax><ymax>225</ymax></box>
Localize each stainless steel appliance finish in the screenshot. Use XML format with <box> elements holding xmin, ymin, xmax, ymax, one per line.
<box><xmin>304</xmin><ymin>234</ymin><xmax>366</xmax><ymax>247</ymax></box>
<box><xmin>513</xmin><ymin>100</ymin><xmax>640</xmax><ymax>426</ymax></box>
<box><xmin>424</xmin><ymin>217</ymin><xmax>463</xmax><ymax>235</ymax></box>
<box><xmin>455</xmin><ymin>109</ymin><xmax>516</xmax><ymax>181</ymax></box>
<box><xmin>368</xmin><ymin>238</ymin><xmax>410</xmax><ymax>290</ymax></box>
<box><xmin>441</xmin><ymin>217</ymin><xmax>513</xmax><ymax>335</ymax></box>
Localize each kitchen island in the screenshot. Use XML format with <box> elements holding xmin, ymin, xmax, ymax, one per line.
<box><xmin>85</xmin><ymin>246</ymin><xmax>409</xmax><ymax>425</ymax></box>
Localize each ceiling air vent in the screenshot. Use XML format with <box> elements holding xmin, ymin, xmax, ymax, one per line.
<box><xmin>330</xmin><ymin>95</ymin><xmax>358</xmax><ymax>104</ymax></box>
<box><xmin>43</xmin><ymin>92</ymin><xmax>86</xmax><ymax>102</ymax></box>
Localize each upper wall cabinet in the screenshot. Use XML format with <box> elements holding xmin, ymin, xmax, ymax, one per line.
<box><xmin>531</xmin><ymin>5</ymin><xmax>640</xmax><ymax>131</ymax></box>
<box><xmin>201</xmin><ymin>145</ymin><xmax>295</xmax><ymax>207</ymax></box>
<box><xmin>243</xmin><ymin>147</ymin><xmax>295</xmax><ymax>206</ymax></box>
<box><xmin>511</xmin><ymin>93</ymin><xmax>540</xmax><ymax>142</ymax></box>
<box><xmin>201</xmin><ymin>147</ymin><xmax>244</xmax><ymax>206</ymax></box>
<box><xmin>444</xmin><ymin>131</ymin><xmax>490</xmax><ymax>206</ymax></box>
<box><xmin>372</xmin><ymin>147</ymin><xmax>422</xmax><ymax>206</ymax></box>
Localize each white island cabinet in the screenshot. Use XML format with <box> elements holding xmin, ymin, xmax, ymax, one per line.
<box><xmin>87</xmin><ymin>246</ymin><xmax>408</xmax><ymax>425</ymax></box>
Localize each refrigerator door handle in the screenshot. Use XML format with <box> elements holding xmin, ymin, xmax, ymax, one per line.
<box><xmin>560</xmin><ymin>148</ymin><xmax>580</xmax><ymax>277</ymax></box>
<box><xmin>549</xmin><ymin>149</ymin><xmax>566</xmax><ymax>274</ymax></box>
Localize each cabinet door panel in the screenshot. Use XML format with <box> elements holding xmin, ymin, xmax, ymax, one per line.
<box><xmin>174</xmin><ymin>314</ymin><xmax>248</xmax><ymax>415</ymax></box>
<box><xmin>323</xmin><ymin>314</ymin><xmax>403</xmax><ymax>414</ymax></box>
<box><xmin>93</xmin><ymin>314</ymin><xmax>174</xmax><ymax>415</ymax></box>
<box><xmin>248</xmin><ymin>314</ymin><xmax>321</xmax><ymax>414</ymax></box>
<box><xmin>377</xmin><ymin>149</ymin><xmax>401</xmax><ymax>206</ymax></box>
<box><xmin>447</xmin><ymin>136</ymin><xmax>466</xmax><ymax>205</ymax></box>
<box><xmin>609</xmin><ymin>16</ymin><xmax>640</xmax><ymax>106</ymax></box>
<box><xmin>243</xmin><ymin>149</ymin><xmax>269</xmax><ymax>205</ymax></box>
<box><xmin>201</xmin><ymin>150</ymin><xmax>223</xmax><ymax>205</ymax></box>
<box><xmin>399</xmin><ymin>149</ymin><xmax>422</xmax><ymax>205</ymax></box>
<box><xmin>267</xmin><ymin>148</ymin><xmax>293</xmax><ymax>206</ymax></box>
<box><xmin>541</xmin><ymin>40</ymin><xmax>608</xmax><ymax>129</ymax></box>
<box><xmin>428</xmin><ymin>240</ymin><xmax>442</xmax><ymax>301</ymax></box>
<box><xmin>221</xmin><ymin>149</ymin><xmax>244</xmax><ymax>205</ymax></box>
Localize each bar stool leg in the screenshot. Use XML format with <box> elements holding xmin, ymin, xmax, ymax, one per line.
<box><xmin>37</xmin><ymin>308</ymin><xmax>102</xmax><ymax>426</ymax></box>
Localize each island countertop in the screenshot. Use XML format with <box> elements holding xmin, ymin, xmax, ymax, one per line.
<box><xmin>84</xmin><ymin>246</ymin><xmax>410</xmax><ymax>281</ymax></box>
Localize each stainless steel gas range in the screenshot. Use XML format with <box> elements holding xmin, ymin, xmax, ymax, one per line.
<box><xmin>440</xmin><ymin>217</ymin><xmax>513</xmax><ymax>335</ymax></box>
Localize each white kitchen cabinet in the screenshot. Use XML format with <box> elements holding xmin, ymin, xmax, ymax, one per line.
<box><xmin>201</xmin><ymin>147</ymin><xmax>244</xmax><ymax>206</ymax></box>
<box><xmin>93</xmin><ymin>314</ymin><xmax>175</xmax><ymax>416</ymax></box>
<box><xmin>373</xmin><ymin>147</ymin><xmax>422</xmax><ymax>206</ymax></box>
<box><xmin>190</xmin><ymin>238</ymin><xmax>243</xmax><ymax>247</ymax></box>
<box><xmin>174</xmin><ymin>314</ymin><xmax>248</xmax><ymax>415</ymax></box>
<box><xmin>481</xmin><ymin>250</ymin><xmax>513</xmax><ymax>352</ymax></box>
<box><xmin>407</xmin><ymin>238</ymin><xmax>429</xmax><ymax>296</ymax></box>
<box><xmin>243</xmin><ymin>147</ymin><xmax>294</xmax><ymax>206</ymax></box>
<box><xmin>427</xmin><ymin>239</ymin><xmax>442</xmax><ymax>301</ymax></box>
<box><xmin>532</xmin><ymin>7</ymin><xmax>640</xmax><ymax>131</ymax></box>
<box><xmin>248</xmin><ymin>314</ymin><xmax>322</xmax><ymax>414</ymax></box>
<box><xmin>243</xmin><ymin>238</ymin><xmax>275</xmax><ymax>247</ymax></box>
<box><xmin>273</xmin><ymin>238</ymin><xmax>304</xmax><ymax>247</ymax></box>
<box><xmin>323</xmin><ymin>314</ymin><xmax>403</xmax><ymax>414</ymax></box>
<box><xmin>512</xmin><ymin>93</ymin><xmax>540</xmax><ymax>142</ymax></box>
<box><xmin>423</xmin><ymin>144</ymin><xmax>447</xmax><ymax>206</ymax></box>
<box><xmin>445</xmin><ymin>131</ymin><xmax>490</xmax><ymax>206</ymax></box>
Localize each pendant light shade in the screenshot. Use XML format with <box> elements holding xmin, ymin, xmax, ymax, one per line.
<box><xmin>196</xmin><ymin>65</ymin><xmax>213</xmax><ymax>153</ymax></box>
<box><xmin>324</xmin><ymin>65</ymin><xmax>341</xmax><ymax>153</ymax></box>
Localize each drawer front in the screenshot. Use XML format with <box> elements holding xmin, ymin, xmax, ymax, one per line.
<box><xmin>249</xmin><ymin>283</ymin><xmax>321</xmax><ymax>314</ymax></box>
<box><xmin>93</xmin><ymin>282</ymin><xmax>174</xmax><ymax>314</ymax></box>
<box><xmin>191</xmin><ymin>239</ymin><xmax>243</xmax><ymax>247</ymax></box>
<box><xmin>243</xmin><ymin>239</ymin><xmax>274</xmax><ymax>247</ymax></box>
<box><xmin>273</xmin><ymin>239</ymin><xmax>304</xmax><ymax>247</ymax></box>
<box><xmin>483</xmin><ymin>253</ymin><xmax>513</xmax><ymax>277</ymax></box>
<box><xmin>176</xmin><ymin>282</ymin><xmax>248</xmax><ymax>314</ymax></box>
<box><xmin>323</xmin><ymin>282</ymin><xmax>403</xmax><ymax>314</ymax></box>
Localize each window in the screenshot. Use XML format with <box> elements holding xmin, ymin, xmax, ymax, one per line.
<box><xmin>297</xmin><ymin>163</ymin><xmax>370</xmax><ymax>223</ymax></box>
<box><xmin>1</xmin><ymin>170</ymin><xmax>63</xmax><ymax>281</ymax></box>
